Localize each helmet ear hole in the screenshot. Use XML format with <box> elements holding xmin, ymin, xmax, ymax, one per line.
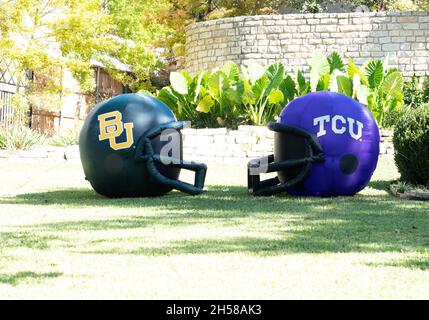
<box><xmin>274</xmin><ymin>131</ymin><xmax>311</xmax><ymax>185</ymax></box>
<box><xmin>339</xmin><ymin>154</ymin><xmax>359</xmax><ymax>174</ymax></box>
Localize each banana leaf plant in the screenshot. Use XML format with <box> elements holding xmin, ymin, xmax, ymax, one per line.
<box><xmin>157</xmin><ymin>70</ymin><xmax>209</xmax><ymax>123</ymax></box>
<box><xmin>309</xmin><ymin>51</ymin><xmax>404</xmax><ymax>127</ymax></box>
<box><xmin>158</xmin><ymin>52</ymin><xmax>404</xmax><ymax>129</ymax></box>
<box><xmin>240</xmin><ymin>61</ymin><xmax>296</xmax><ymax>125</ymax></box>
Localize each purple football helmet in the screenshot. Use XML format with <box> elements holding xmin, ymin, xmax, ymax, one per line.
<box><xmin>247</xmin><ymin>91</ymin><xmax>380</xmax><ymax>197</ymax></box>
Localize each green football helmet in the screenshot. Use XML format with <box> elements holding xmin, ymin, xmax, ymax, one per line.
<box><xmin>79</xmin><ymin>93</ymin><xmax>207</xmax><ymax>197</ymax></box>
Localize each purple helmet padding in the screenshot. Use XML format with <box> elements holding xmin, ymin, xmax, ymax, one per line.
<box><xmin>277</xmin><ymin>91</ymin><xmax>380</xmax><ymax>197</ymax></box>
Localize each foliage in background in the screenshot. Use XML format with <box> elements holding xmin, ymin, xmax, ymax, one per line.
<box><xmin>158</xmin><ymin>64</ymin><xmax>245</xmax><ymax>128</ymax></box>
<box><xmin>240</xmin><ymin>61</ymin><xmax>296</xmax><ymax>125</ymax></box>
<box><xmin>403</xmin><ymin>74</ymin><xmax>429</xmax><ymax>108</ymax></box>
<box><xmin>0</xmin><ymin>0</ymin><xmax>164</xmax><ymax>107</ymax></box>
<box><xmin>393</xmin><ymin>104</ymin><xmax>429</xmax><ymax>186</ymax></box>
<box><xmin>158</xmin><ymin>52</ymin><xmax>404</xmax><ymax>128</ymax></box>
<box><xmin>306</xmin><ymin>51</ymin><xmax>404</xmax><ymax>127</ymax></box>
<box><xmin>49</xmin><ymin>126</ymin><xmax>81</xmax><ymax>147</ymax></box>
<box><xmin>158</xmin><ymin>60</ymin><xmax>298</xmax><ymax>127</ymax></box>
<box><xmin>0</xmin><ymin>125</ymin><xmax>45</xmax><ymax>150</ymax></box>
<box><xmin>10</xmin><ymin>93</ymin><xmax>31</xmax><ymax>126</ymax></box>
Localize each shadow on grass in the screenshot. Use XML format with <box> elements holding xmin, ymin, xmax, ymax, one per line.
<box><xmin>0</xmin><ymin>271</ymin><xmax>63</xmax><ymax>286</ymax></box>
<box><xmin>367</xmin><ymin>257</ymin><xmax>429</xmax><ymax>271</ymax></box>
<box><xmin>367</xmin><ymin>180</ymin><xmax>391</xmax><ymax>192</ymax></box>
<box><xmin>0</xmin><ymin>232</ymin><xmax>63</xmax><ymax>250</ymax></box>
<box><xmin>1</xmin><ymin>185</ymin><xmax>428</xmax><ymax>264</ymax></box>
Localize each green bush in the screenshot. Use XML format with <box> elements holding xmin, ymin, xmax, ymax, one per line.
<box><xmin>403</xmin><ymin>74</ymin><xmax>429</xmax><ymax>108</ymax></box>
<box><xmin>49</xmin><ymin>126</ymin><xmax>81</xmax><ymax>147</ymax></box>
<box><xmin>383</xmin><ymin>108</ymin><xmax>406</xmax><ymax>129</ymax></box>
<box><xmin>158</xmin><ymin>52</ymin><xmax>404</xmax><ymax>128</ymax></box>
<box><xmin>0</xmin><ymin>125</ymin><xmax>45</xmax><ymax>150</ymax></box>
<box><xmin>393</xmin><ymin>104</ymin><xmax>429</xmax><ymax>186</ymax></box>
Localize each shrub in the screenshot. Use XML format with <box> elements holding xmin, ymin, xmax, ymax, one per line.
<box><xmin>0</xmin><ymin>125</ymin><xmax>45</xmax><ymax>150</ymax></box>
<box><xmin>393</xmin><ymin>104</ymin><xmax>429</xmax><ymax>186</ymax></box>
<box><xmin>383</xmin><ymin>108</ymin><xmax>405</xmax><ymax>130</ymax></box>
<box><xmin>403</xmin><ymin>74</ymin><xmax>429</xmax><ymax>108</ymax></box>
<box><xmin>49</xmin><ymin>126</ymin><xmax>81</xmax><ymax>147</ymax></box>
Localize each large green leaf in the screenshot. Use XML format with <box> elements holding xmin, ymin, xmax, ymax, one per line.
<box><xmin>356</xmin><ymin>84</ymin><xmax>369</xmax><ymax>105</ymax></box>
<box><xmin>170</xmin><ymin>71</ymin><xmax>188</xmax><ymax>95</ymax></box>
<box><xmin>196</xmin><ymin>95</ymin><xmax>214</xmax><ymax>113</ymax></box>
<box><xmin>221</xmin><ymin>61</ymin><xmax>240</xmax><ymax>83</ymax></box>
<box><xmin>181</xmin><ymin>70</ymin><xmax>193</xmax><ymax>85</ymax></box>
<box><xmin>192</xmin><ymin>71</ymin><xmax>205</xmax><ymax>101</ymax></box>
<box><xmin>380</xmin><ymin>71</ymin><xmax>404</xmax><ymax>100</ymax></box>
<box><xmin>265</xmin><ymin>62</ymin><xmax>285</xmax><ymax>93</ymax></box>
<box><xmin>240</xmin><ymin>66</ymin><xmax>255</xmax><ymax>105</ymax></box>
<box><xmin>316</xmin><ymin>73</ymin><xmax>330</xmax><ymax>91</ymax></box>
<box><xmin>280</xmin><ymin>74</ymin><xmax>296</xmax><ymax>102</ymax></box>
<box><xmin>157</xmin><ymin>87</ymin><xmax>178</xmax><ymax>109</ymax></box>
<box><xmin>208</xmin><ymin>70</ymin><xmax>228</xmax><ymax>98</ymax></box>
<box><xmin>224</xmin><ymin>87</ymin><xmax>241</xmax><ymax>106</ymax></box>
<box><xmin>352</xmin><ymin>73</ymin><xmax>370</xmax><ymax>105</ymax></box>
<box><xmin>310</xmin><ymin>51</ymin><xmax>330</xmax><ymax>92</ymax></box>
<box><xmin>336</xmin><ymin>75</ymin><xmax>353</xmax><ymax>96</ymax></box>
<box><xmin>347</xmin><ymin>59</ymin><xmax>369</xmax><ymax>86</ymax></box>
<box><xmin>296</xmin><ymin>69</ymin><xmax>309</xmax><ymax>96</ymax></box>
<box><xmin>328</xmin><ymin>69</ymin><xmax>344</xmax><ymax>92</ymax></box>
<box><xmin>266</xmin><ymin>62</ymin><xmax>284</xmax><ymax>81</ymax></box>
<box><xmin>365</xmin><ymin>60</ymin><xmax>384</xmax><ymax>89</ymax></box>
<box><xmin>327</xmin><ymin>52</ymin><xmax>345</xmax><ymax>73</ymax></box>
<box><xmin>253</xmin><ymin>74</ymin><xmax>269</xmax><ymax>101</ymax></box>
<box><xmin>268</xmin><ymin>89</ymin><xmax>284</xmax><ymax>105</ymax></box>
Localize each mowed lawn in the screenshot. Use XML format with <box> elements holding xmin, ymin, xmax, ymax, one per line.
<box><xmin>0</xmin><ymin>156</ymin><xmax>428</xmax><ymax>299</ymax></box>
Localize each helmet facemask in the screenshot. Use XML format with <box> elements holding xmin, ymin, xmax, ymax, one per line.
<box><xmin>135</xmin><ymin>121</ymin><xmax>207</xmax><ymax>196</ymax></box>
<box><xmin>247</xmin><ymin>122</ymin><xmax>324</xmax><ymax>196</ymax></box>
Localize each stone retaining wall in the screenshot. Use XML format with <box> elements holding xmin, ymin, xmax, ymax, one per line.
<box><xmin>185</xmin><ymin>11</ymin><xmax>429</xmax><ymax>80</ymax></box>
<box><xmin>182</xmin><ymin>126</ymin><xmax>393</xmax><ymax>163</ymax></box>
<box><xmin>0</xmin><ymin>127</ymin><xmax>393</xmax><ymax>161</ymax></box>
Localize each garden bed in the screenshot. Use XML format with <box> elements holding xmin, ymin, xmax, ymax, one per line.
<box><xmin>390</xmin><ymin>182</ymin><xmax>429</xmax><ymax>201</ymax></box>
<box><xmin>0</xmin><ymin>145</ymin><xmax>79</xmax><ymax>160</ymax></box>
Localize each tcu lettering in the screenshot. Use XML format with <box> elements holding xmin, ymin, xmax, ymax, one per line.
<box><xmin>98</xmin><ymin>111</ymin><xmax>134</xmax><ymax>150</ymax></box>
<box><xmin>313</xmin><ymin>115</ymin><xmax>363</xmax><ymax>140</ymax></box>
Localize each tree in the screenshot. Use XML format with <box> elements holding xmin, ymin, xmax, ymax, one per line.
<box><xmin>0</xmin><ymin>0</ymin><xmax>163</xmax><ymax>103</ymax></box>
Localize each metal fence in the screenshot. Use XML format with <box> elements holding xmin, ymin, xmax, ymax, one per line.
<box><xmin>0</xmin><ymin>90</ymin><xmax>14</xmax><ymax>128</ymax></box>
<box><xmin>0</xmin><ymin>59</ymin><xmax>32</xmax><ymax>128</ymax></box>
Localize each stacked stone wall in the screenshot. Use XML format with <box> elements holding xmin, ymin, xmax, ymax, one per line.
<box><xmin>185</xmin><ymin>11</ymin><xmax>429</xmax><ymax>81</ymax></box>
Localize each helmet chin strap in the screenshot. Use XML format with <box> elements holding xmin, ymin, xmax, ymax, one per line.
<box><xmin>135</xmin><ymin>123</ymin><xmax>207</xmax><ymax>196</ymax></box>
<box><xmin>247</xmin><ymin>122</ymin><xmax>325</xmax><ymax>196</ymax></box>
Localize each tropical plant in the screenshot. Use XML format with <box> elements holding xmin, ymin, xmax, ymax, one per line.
<box><xmin>158</xmin><ymin>52</ymin><xmax>405</xmax><ymax>128</ymax></box>
<box><xmin>0</xmin><ymin>125</ymin><xmax>45</xmax><ymax>150</ymax></box>
<box><xmin>306</xmin><ymin>51</ymin><xmax>404</xmax><ymax>127</ymax></box>
<box><xmin>158</xmin><ymin>60</ymin><xmax>297</xmax><ymax>127</ymax></box>
<box><xmin>240</xmin><ymin>61</ymin><xmax>296</xmax><ymax>125</ymax></box>
<box><xmin>159</xmin><ymin>63</ymin><xmax>245</xmax><ymax>128</ymax></box>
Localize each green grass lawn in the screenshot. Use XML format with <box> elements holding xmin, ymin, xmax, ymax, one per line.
<box><xmin>0</xmin><ymin>156</ymin><xmax>428</xmax><ymax>299</ymax></box>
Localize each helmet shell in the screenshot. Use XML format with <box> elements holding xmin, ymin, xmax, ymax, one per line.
<box><xmin>79</xmin><ymin>93</ymin><xmax>182</xmax><ymax>197</ymax></box>
<box><xmin>276</xmin><ymin>91</ymin><xmax>380</xmax><ymax>197</ymax></box>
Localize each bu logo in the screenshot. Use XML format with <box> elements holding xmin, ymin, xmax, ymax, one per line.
<box><xmin>98</xmin><ymin>111</ymin><xmax>134</xmax><ymax>150</ymax></box>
